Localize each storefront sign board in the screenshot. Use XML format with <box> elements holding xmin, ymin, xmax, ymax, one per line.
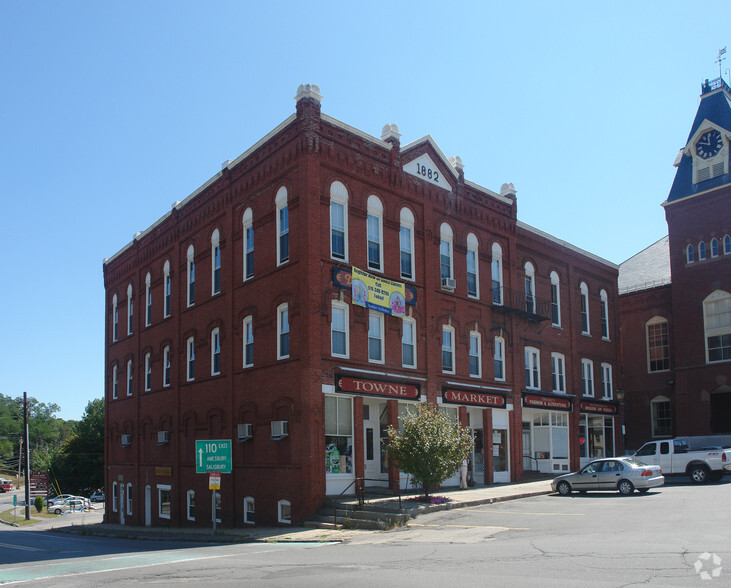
<box><xmin>580</xmin><ymin>401</ymin><xmax>618</xmax><ymax>415</ymax></box>
<box><xmin>336</xmin><ymin>376</ymin><xmax>420</xmax><ymax>399</ymax></box>
<box><xmin>523</xmin><ymin>394</ymin><xmax>572</xmax><ymax>411</ymax></box>
<box><xmin>443</xmin><ymin>388</ymin><xmax>506</xmax><ymax>408</ymax></box>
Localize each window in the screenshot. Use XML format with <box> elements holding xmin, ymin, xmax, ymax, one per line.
<box><xmin>494</xmin><ymin>337</ymin><xmax>505</xmax><ymax>381</ymax></box>
<box><xmin>186</xmin><ymin>337</ymin><xmax>195</xmax><ymax>381</ymax></box>
<box><xmin>277</xmin><ymin>303</ymin><xmax>290</xmax><ymax>359</ymax></box>
<box><xmin>145</xmin><ymin>273</ymin><xmax>152</xmax><ymax>327</ymax></box>
<box><xmin>367</xmin><ymin>196</ymin><xmax>383</xmax><ymax>271</ymax></box>
<box><xmin>725</xmin><ymin>235</ymin><xmax>731</xmax><ymax>255</ymax></box>
<box><xmin>144</xmin><ymin>353</ymin><xmax>151</xmax><ymax>391</ymax></box>
<box><xmin>112</xmin><ymin>482</ymin><xmax>118</xmax><ymax>512</ymax></box>
<box><xmin>524</xmin><ymin>262</ymin><xmax>535</xmax><ymax>314</ymax></box>
<box><xmin>325</xmin><ymin>395</ymin><xmax>353</xmax><ymax>474</ymax></box>
<box><xmin>331</xmin><ymin>302</ymin><xmax>349</xmax><ymax>358</ymax></box>
<box><xmin>687</xmin><ymin>244</ymin><xmax>694</xmax><ymax>263</ymax></box>
<box><xmin>278</xmin><ymin>499</ymin><xmax>291</xmax><ymax>524</ymax></box>
<box><xmin>276</xmin><ymin>186</ymin><xmax>289</xmax><ymax>266</ymax></box>
<box><xmin>163</xmin><ymin>260</ymin><xmax>171</xmax><ymax>318</ymax></box>
<box><xmin>441</xmin><ymin>326</ymin><xmax>455</xmax><ymax>373</ymax></box>
<box><xmin>711</xmin><ymin>238</ymin><xmax>719</xmax><ymax>258</ymax></box>
<box><xmin>491</xmin><ymin>243</ymin><xmax>503</xmax><ymax>305</ymax></box>
<box><xmin>244</xmin><ymin>496</ymin><xmax>255</xmax><ymax>524</ymax></box>
<box><xmin>467</xmin><ymin>233</ymin><xmax>479</xmax><ymax>298</ymax></box>
<box><xmin>243</xmin><ymin>208</ymin><xmax>254</xmax><ymax>280</ymax></box>
<box><xmin>211</xmin><ymin>328</ymin><xmax>221</xmax><ymax>376</ymax></box>
<box><xmin>402</xmin><ymin>317</ymin><xmax>416</xmax><ymax>368</ymax></box>
<box><xmin>211</xmin><ymin>229</ymin><xmax>221</xmax><ymax>295</ymax></box>
<box><xmin>243</xmin><ymin>316</ymin><xmax>254</xmax><ymax>368</ymax></box>
<box><xmin>187</xmin><ymin>490</ymin><xmax>196</xmax><ymax>521</ymax></box>
<box><xmin>551</xmin><ymin>353</ymin><xmax>566</xmax><ymax>393</ymax></box>
<box><xmin>646</xmin><ymin>317</ymin><xmax>670</xmax><ymax>372</ymax></box>
<box><xmin>187</xmin><ymin>244</ymin><xmax>195</xmax><ymax>306</ymax></box>
<box><xmin>600</xmin><ymin>289</ymin><xmax>609</xmax><ymax>339</ymax></box>
<box><xmin>601</xmin><ymin>363</ymin><xmax>613</xmax><ymax>399</ymax></box>
<box><xmin>400</xmin><ymin>208</ymin><xmax>415</xmax><ymax>280</ymax></box>
<box><xmin>580</xmin><ymin>282</ymin><xmax>590</xmax><ymax>335</ymax></box>
<box><xmin>112</xmin><ymin>294</ymin><xmax>118</xmax><ymax>342</ymax></box>
<box><xmin>158</xmin><ymin>484</ymin><xmax>171</xmax><ymax>519</ymax></box>
<box><xmin>163</xmin><ymin>346</ymin><xmax>171</xmax><ymax>387</ymax></box>
<box><xmin>127</xmin><ymin>283</ymin><xmax>134</xmax><ymax>335</ymax></box>
<box><xmin>126</xmin><ymin>359</ymin><xmax>133</xmax><ymax>396</ymax></box>
<box><xmin>581</xmin><ymin>359</ymin><xmax>594</xmax><ymax>397</ymax></box>
<box><xmin>525</xmin><ymin>347</ymin><xmax>540</xmax><ymax>390</ymax></box>
<box><xmin>469</xmin><ymin>330</ymin><xmax>481</xmax><ymax>378</ymax></box>
<box><xmin>550</xmin><ymin>271</ymin><xmax>561</xmax><ymax>327</ymax></box>
<box><xmin>440</xmin><ymin>223</ymin><xmax>454</xmax><ymax>281</ymax></box>
<box><xmin>112</xmin><ymin>364</ymin><xmax>118</xmax><ymax>399</ymax></box>
<box><xmin>704</xmin><ymin>290</ymin><xmax>731</xmax><ymax>363</ymax></box>
<box><xmin>698</xmin><ymin>241</ymin><xmax>707</xmax><ymax>261</ymax></box>
<box><xmin>651</xmin><ymin>396</ymin><xmax>672</xmax><ymax>438</ymax></box>
<box><xmin>368</xmin><ymin>312</ymin><xmax>384</xmax><ymax>363</ymax></box>
<box><xmin>330</xmin><ymin>182</ymin><xmax>348</xmax><ymax>261</ymax></box>
<box><xmin>126</xmin><ymin>483</ymin><xmax>132</xmax><ymax>515</ymax></box>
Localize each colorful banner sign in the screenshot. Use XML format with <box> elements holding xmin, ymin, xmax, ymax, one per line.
<box><xmin>351</xmin><ymin>266</ymin><xmax>406</xmax><ymax>316</ymax></box>
<box><xmin>336</xmin><ymin>376</ymin><xmax>420</xmax><ymax>399</ymax></box>
<box><xmin>442</xmin><ymin>388</ymin><xmax>506</xmax><ymax>408</ymax></box>
<box><xmin>332</xmin><ymin>267</ymin><xmax>416</xmax><ymax>306</ymax></box>
<box><xmin>580</xmin><ymin>401</ymin><xmax>618</xmax><ymax>415</ymax></box>
<box><xmin>523</xmin><ymin>393</ymin><xmax>572</xmax><ymax>411</ymax></box>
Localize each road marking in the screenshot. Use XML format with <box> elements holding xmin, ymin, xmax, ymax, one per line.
<box><xmin>408</xmin><ymin>523</ymin><xmax>529</xmax><ymax>531</ymax></box>
<box><xmin>0</xmin><ymin>543</ymin><xmax>41</xmax><ymax>552</ymax></box>
<box><xmin>468</xmin><ymin>510</ymin><xmax>585</xmax><ymax>516</ymax></box>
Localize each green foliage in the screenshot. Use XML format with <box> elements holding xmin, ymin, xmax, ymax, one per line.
<box><xmin>34</xmin><ymin>496</ymin><xmax>44</xmax><ymax>513</ymax></box>
<box><xmin>386</xmin><ymin>403</ymin><xmax>473</xmax><ymax>497</ymax></box>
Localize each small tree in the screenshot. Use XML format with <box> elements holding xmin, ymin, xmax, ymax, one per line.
<box><xmin>34</xmin><ymin>496</ymin><xmax>44</xmax><ymax>513</ymax></box>
<box><xmin>386</xmin><ymin>403</ymin><xmax>473</xmax><ymax>498</ymax></box>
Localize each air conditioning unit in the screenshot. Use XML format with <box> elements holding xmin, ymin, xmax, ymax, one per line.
<box><xmin>271</xmin><ymin>420</ymin><xmax>289</xmax><ymax>440</ymax></box>
<box><xmin>237</xmin><ymin>423</ymin><xmax>253</xmax><ymax>441</ymax></box>
<box><xmin>441</xmin><ymin>277</ymin><xmax>456</xmax><ymax>290</ymax></box>
<box><xmin>157</xmin><ymin>430</ymin><xmax>170</xmax><ymax>445</ymax></box>
<box><xmin>121</xmin><ymin>434</ymin><xmax>132</xmax><ymax>447</ymax></box>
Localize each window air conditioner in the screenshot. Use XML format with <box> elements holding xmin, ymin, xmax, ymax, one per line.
<box><xmin>271</xmin><ymin>420</ymin><xmax>289</xmax><ymax>440</ymax></box>
<box><xmin>237</xmin><ymin>423</ymin><xmax>253</xmax><ymax>441</ymax></box>
<box><xmin>441</xmin><ymin>277</ymin><xmax>456</xmax><ymax>290</ymax></box>
<box><xmin>121</xmin><ymin>434</ymin><xmax>132</xmax><ymax>447</ymax></box>
<box><xmin>157</xmin><ymin>430</ymin><xmax>170</xmax><ymax>445</ymax></box>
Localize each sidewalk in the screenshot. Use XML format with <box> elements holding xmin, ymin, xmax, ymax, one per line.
<box><xmin>43</xmin><ymin>479</ymin><xmax>553</xmax><ymax>544</ymax></box>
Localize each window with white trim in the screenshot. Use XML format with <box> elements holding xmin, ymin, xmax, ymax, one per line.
<box><xmin>400</xmin><ymin>208</ymin><xmax>415</xmax><ymax>280</ymax></box>
<box><xmin>277</xmin><ymin>499</ymin><xmax>291</xmax><ymax>524</ymax></box>
<box><xmin>651</xmin><ymin>395</ymin><xmax>672</xmax><ymax>438</ymax></box>
<box><xmin>402</xmin><ymin>316</ymin><xmax>416</xmax><ymax>368</ymax></box>
<box><xmin>704</xmin><ymin>290</ymin><xmax>731</xmax><ymax>363</ymax></box>
<box><xmin>524</xmin><ymin>262</ymin><xmax>535</xmax><ymax>314</ymax></box>
<box><xmin>163</xmin><ymin>346</ymin><xmax>171</xmax><ymax>387</ymax></box>
<box><xmin>686</xmin><ymin>244</ymin><xmax>694</xmax><ymax>263</ymax></box>
<box><xmin>646</xmin><ymin>316</ymin><xmax>670</xmax><ymax>372</ymax></box>
<box><xmin>186</xmin><ymin>244</ymin><xmax>195</xmax><ymax>306</ymax></box>
<box><xmin>699</xmin><ymin>241</ymin><xmax>707</xmax><ymax>261</ymax></box>
<box><xmin>581</xmin><ymin>359</ymin><xmax>594</xmax><ymax>397</ymax></box>
<box><xmin>163</xmin><ymin>260</ymin><xmax>171</xmax><ymax>318</ymax></box>
<box><xmin>112</xmin><ymin>294</ymin><xmax>118</xmax><ymax>342</ymax></box>
<box><xmin>331</xmin><ymin>301</ymin><xmax>349</xmax><ymax>358</ymax></box>
<box><xmin>580</xmin><ymin>282</ymin><xmax>590</xmax><ymax>335</ymax></box>
<box><xmin>144</xmin><ymin>352</ymin><xmax>151</xmax><ymax>391</ymax></box>
<box><xmin>442</xmin><ymin>325</ymin><xmax>455</xmax><ymax>374</ymax></box>
<box><xmin>494</xmin><ymin>336</ymin><xmax>505</xmax><ymax>381</ymax></box>
<box><xmin>112</xmin><ymin>364</ymin><xmax>118</xmax><ymax>399</ymax></box>
<box><xmin>127</xmin><ymin>283</ymin><xmax>134</xmax><ymax>335</ymax></box>
<box><xmin>601</xmin><ymin>363</ymin><xmax>613</xmax><ymax>399</ymax></box>
<box><xmin>440</xmin><ymin>223</ymin><xmax>454</xmax><ymax>281</ymax></box>
<box><xmin>211</xmin><ymin>229</ymin><xmax>221</xmax><ymax>295</ymax></box>
<box><xmin>211</xmin><ymin>328</ymin><xmax>221</xmax><ymax>376</ymax></box>
<box><xmin>186</xmin><ymin>337</ymin><xmax>195</xmax><ymax>381</ymax></box>
<box><xmin>725</xmin><ymin>235</ymin><xmax>731</xmax><ymax>255</ymax></box>
<box><xmin>244</xmin><ymin>496</ymin><xmax>255</xmax><ymax>524</ymax></box>
<box><xmin>243</xmin><ymin>208</ymin><xmax>254</xmax><ymax>281</ymax></box>
<box><xmin>467</xmin><ymin>233</ymin><xmax>479</xmax><ymax>298</ymax></box>
<box><xmin>367</xmin><ymin>195</ymin><xmax>383</xmax><ymax>271</ymax></box>
<box><xmin>491</xmin><ymin>243</ymin><xmax>503</xmax><ymax>305</ymax></box>
<box><xmin>600</xmin><ymin>289</ymin><xmax>609</xmax><ymax>340</ymax></box>
<box><xmin>187</xmin><ymin>490</ymin><xmax>195</xmax><ymax>521</ymax></box>
<box><xmin>243</xmin><ymin>316</ymin><xmax>253</xmax><ymax>368</ymax></box>
<box><xmin>158</xmin><ymin>484</ymin><xmax>171</xmax><ymax>519</ymax></box>
<box><xmin>277</xmin><ymin>303</ymin><xmax>290</xmax><ymax>359</ymax></box>
<box><xmin>524</xmin><ymin>347</ymin><xmax>540</xmax><ymax>390</ymax></box>
<box><xmin>550</xmin><ymin>271</ymin><xmax>561</xmax><ymax>327</ymax></box>
<box><xmin>711</xmin><ymin>238</ymin><xmax>719</xmax><ymax>258</ymax></box>
<box><xmin>126</xmin><ymin>359</ymin><xmax>133</xmax><ymax>396</ymax></box>
<box><xmin>330</xmin><ymin>181</ymin><xmax>348</xmax><ymax>261</ymax></box>
<box><xmin>275</xmin><ymin>186</ymin><xmax>289</xmax><ymax>266</ymax></box>
<box><xmin>112</xmin><ymin>482</ymin><xmax>118</xmax><ymax>512</ymax></box>
<box><xmin>368</xmin><ymin>312</ymin><xmax>384</xmax><ymax>364</ymax></box>
<box><xmin>126</xmin><ymin>482</ymin><xmax>132</xmax><ymax>515</ymax></box>
<box><xmin>551</xmin><ymin>352</ymin><xmax>566</xmax><ymax>394</ymax></box>
<box><xmin>469</xmin><ymin>330</ymin><xmax>481</xmax><ymax>378</ymax></box>
<box><xmin>145</xmin><ymin>272</ymin><xmax>152</xmax><ymax>327</ymax></box>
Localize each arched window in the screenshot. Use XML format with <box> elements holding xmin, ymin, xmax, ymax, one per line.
<box><xmin>686</xmin><ymin>244</ymin><xmax>694</xmax><ymax>263</ymax></box>
<box><xmin>551</xmin><ymin>352</ymin><xmax>565</xmax><ymax>393</ymax></box>
<box><xmin>112</xmin><ymin>294</ymin><xmax>119</xmax><ymax>342</ymax></box>
<box><xmin>580</xmin><ymin>282</ymin><xmax>590</xmax><ymax>335</ymax></box>
<box><xmin>211</xmin><ymin>327</ymin><xmax>221</xmax><ymax>376</ymax></box>
<box><xmin>330</xmin><ymin>182</ymin><xmax>348</xmax><ymax>261</ymax></box>
<box><xmin>581</xmin><ymin>358</ymin><xmax>594</xmax><ymax>396</ymax></box>
<box><xmin>112</xmin><ymin>363</ymin><xmax>118</xmax><ymax>399</ymax></box>
<box><xmin>275</xmin><ymin>187</ymin><xmax>289</xmax><ymax>266</ymax></box>
<box><xmin>439</xmin><ymin>223</ymin><xmax>454</xmax><ymax>284</ymax></box>
<box><xmin>127</xmin><ymin>283</ymin><xmax>134</xmax><ymax>335</ymax></box>
<box><xmin>524</xmin><ymin>262</ymin><xmax>535</xmax><ymax>314</ymax></box>
<box><xmin>600</xmin><ymin>289</ymin><xmax>609</xmax><ymax>340</ymax></box>
<box><xmin>402</xmin><ymin>316</ymin><xmax>416</xmax><ymax>369</ymax></box>
<box><xmin>243</xmin><ymin>316</ymin><xmax>253</xmax><ymax>368</ymax></box>
<box><xmin>330</xmin><ymin>301</ymin><xmax>349</xmax><ymax>358</ymax></box>
<box><xmin>469</xmin><ymin>329</ymin><xmax>481</xmax><ymax>378</ymax></box>
<box><xmin>211</xmin><ymin>229</ymin><xmax>221</xmax><ymax>295</ymax></box>
<box><xmin>651</xmin><ymin>395</ymin><xmax>672</xmax><ymax>438</ymax></box>
<box><xmin>494</xmin><ymin>336</ymin><xmax>505</xmax><ymax>381</ymax></box>
<box><xmin>704</xmin><ymin>290</ymin><xmax>731</xmax><ymax>363</ymax></box>
<box><xmin>467</xmin><ymin>233</ymin><xmax>479</xmax><ymax>298</ymax></box>
<box><xmin>163</xmin><ymin>260</ymin><xmax>171</xmax><ymax>318</ymax></box>
<box><xmin>144</xmin><ymin>352</ymin><xmax>151</xmax><ymax>391</ymax></box>
<box><xmin>277</xmin><ymin>303</ymin><xmax>290</xmax><ymax>359</ymax></box>
<box><xmin>441</xmin><ymin>325</ymin><xmax>455</xmax><ymax>374</ymax></box>
<box><xmin>163</xmin><ymin>345</ymin><xmax>171</xmax><ymax>387</ymax></box>
<box><xmin>525</xmin><ymin>347</ymin><xmax>540</xmax><ymax>390</ymax></box>
<box><xmin>601</xmin><ymin>363</ymin><xmax>613</xmax><ymax>399</ymax></box>
<box><xmin>186</xmin><ymin>337</ymin><xmax>195</xmax><ymax>381</ymax></box>
<box><xmin>550</xmin><ymin>271</ymin><xmax>561</xmax><ymax>327</ymax></box>
<box><xmin>699</xmin><ymin>241</ymin><xmax>707</xmax><ymax>261</ymax></box>
<box><xmin>711</xmin><ymin>238</ymin><xmax>719</xmax><ymax>258</ymax></box>
<box><xmin>491</xmin><ymin>243</ymin><xmax>503</xmax><ymax>305</ymax></box>
<box><xmin>367</xmin><ymin>195</ymin><xmax>383</xmax><ymax>271</ymax></box>
<box><xmin>126</xmin><ymin>359</ymin><xmax>133</xmax><ymax>396</ymax></box>
<box><xmin>400</xmin><ymin>208</ymin><xmax>415</xmax><ymax>280</ymax></box>
<box><xmin>724</xmin><ymin>235</ymin><xmax>731</xmax><ymax>255</ymax></box>
<box><xmin>242</xmin><ymin>208</ymin><xmax>254</xmax><ymax>280</ymax></box>
<box><xmin>145</xmin><ymin>272</ymin><xmax>152</xmax><ymax>327</ymax></box>
<box><xmin>186</xmin><ymin>245</ymin><xmax>195</xmax><ymax>306</ymax></box>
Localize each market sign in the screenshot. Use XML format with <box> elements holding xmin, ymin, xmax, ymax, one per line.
<box><xmin>442</xmin><ymin>388</ymin><xmax>506</xmax><ymax>408</ymax></box>
<box><xmin>195</xmin><ymin>439</ymin><xmax>232</xmax><ymax>474</ymax></box>
<box><xmin>523</xmin><ymin>393</ymin><xmax>572</xmax><ymax>411</ymax></box>
<box><xmin>336</xmin><ymin>376</ymin><xmax>420</xmax><ymax>400</ymax></box>
<box><xmin>332</xmin><ymin>267</ymin><xmax>416</xmax><ymax>306</ymax></box>
<box><xmin>580</xmin><ymin>400</ymin><xmax>618</xmax><ymax>415</ymax></box>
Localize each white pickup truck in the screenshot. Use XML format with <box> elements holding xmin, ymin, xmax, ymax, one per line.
<box><xmin>633</xmin><ymin>439</ymin><xmax>731</xmax><ymax>483</ymax></box>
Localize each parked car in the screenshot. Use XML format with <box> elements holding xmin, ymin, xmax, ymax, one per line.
<box><xmin>552</xmin><ymin>457</ymin><xmax>664</xmax><ymax>496</ymax></box>
<box><xmin>633</xmin><ymin>438</ymin><xmax>731</xmax><ymax>483</ymax></box>
<box><xmin>47</xmin><ymin>494</ymin><xmax>75</xmax><ymax>507</ymax></box>
<box><xmin>90</xmin><ymin>491</ymin><xmax>105</xmax><ymax>503</ymax></box>
<box><xmin>50</xmin><ymin>497</ymin><xmax>90</xmax><ymax>515</ymax></box>
<box><xmin>0</xmin><ymin>479</ymin><xmax>14</xmax><ymax>493</ymax></box>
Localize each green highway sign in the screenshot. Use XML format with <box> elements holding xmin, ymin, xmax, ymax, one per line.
<box><xmin>195</xmin><ymin>439</ymin><xmax>232</xmax><ymax>474</ymax></box>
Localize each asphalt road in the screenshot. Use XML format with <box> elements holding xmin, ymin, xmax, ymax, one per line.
<box><xmin>1</xmin><ymin>479</ymin><xmax>729</xmax><ymax>586</ymax></box>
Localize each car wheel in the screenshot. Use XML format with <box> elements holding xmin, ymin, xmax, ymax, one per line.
<box><xmin>557</xmin><ymin>481</ymin><xmax>572</xmax><ymax>496</ymax></box>
<box><xmin>689</xmin><ymin>465</ymin><xmax>710</xmax><ymax>484</ymax></box>
<box><xmin>618</xmin><ymin>480</ymin><xmax>634</xmax><ymax>495</ymax></box>
<box><xmin>53</xmin><ymin>508</ymin><xmax>62</xmax><ymax>514</ymax></box>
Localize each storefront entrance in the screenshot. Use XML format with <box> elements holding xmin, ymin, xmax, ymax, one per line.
<box><xmin>363</xmin><ymin>399</ymin><xmax>388</xmax><ymax>487</ymax></box>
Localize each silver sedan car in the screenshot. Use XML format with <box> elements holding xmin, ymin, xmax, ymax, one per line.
<box><xmin>552</xmin><ymin>457</ymin><xmax>664</xmax><ymax>496</ymax></box>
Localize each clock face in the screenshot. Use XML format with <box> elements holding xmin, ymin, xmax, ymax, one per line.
<box><xmin>696</xmin><ymin>129</ymin><xmax>723</xmax><ymax>159</ymax></box>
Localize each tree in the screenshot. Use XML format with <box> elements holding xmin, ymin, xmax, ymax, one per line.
<box><xmin>386</xmin><ymin>403</ymin><xmax>473</xmax><ymax>498</ymax></box>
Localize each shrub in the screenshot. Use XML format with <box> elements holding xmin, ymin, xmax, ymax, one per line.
<box><xmin>34</xmin><ymin>496</ymin><xmax>44</xmax><ymax>513</ymax></box>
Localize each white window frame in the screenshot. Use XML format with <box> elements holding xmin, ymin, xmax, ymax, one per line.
<box><xmin>580</xmin><ymin>282</ymin><xmax>590</xmax><ymax>335</ymax></box>
<box><xmin>145</xmin><ymin>272</ymin><xmax>152</xmax><ymax>327</ymax></box>
<box><xmin>330</xmin><ymin>181</ymin><xmax>348</xmax><ymax>262</ymax></box>
<box><xmin>550</xmin><ymin>271</ymin><xmax>561</xmax><ymax>327</ymax></box>
<box><xmin>244</xmin><ymin>496</ymin><xmax>255</xmax><ymax>525</ymax></box>
<box><xmin>163</xmin><ymin>260</ymin><xmax>171</xmax><ymax>318</ymax></box>
<box><xmin>368</xmin><ymin>311</ymin><xmax>384</xmax><ymax>364</ymax></box>
<box><xmin>366</xmin><ymin>195</ymin><xmax>384</xmax><ymax>272</ymax></box>
<box><xmin>703</xmin><ymin>289</ymin><xmax>731</xmax><ymax>364</ymax></box>
<box><xmin>524</xmin><ymin>347</ymin><xmax>540</xmax><ymax>390</ymax></box>
<box><xmin>725</xmin><ymin>235</ymin><xmax>731</xmax><ymax>255</ymax></box>
<box><xmin>399</xmin><ymin>208</ymin><xmax>415</xmax><ymax>280</ymax></box>
<box><xmin>551</xmin><ymin>352</ymin><xmax>566</xmax><ymax>394</ymax></box>
<box><xmin>277</xmin><ymin>499</ymin><xmax>291</xmax><ymax>524</ymax></box>
<box><xmin>651</xmin><ymin>395</ymin><xmax>672</xmax><ymax>438</ymax></box>
<box><xmin>469</xmin><ymin>330</ymin><xmax>482</xmax><ymax>378</ymax></box>
<box><xmin>466</xmin><ymin>233</ymin><xmax>479</xmax><ymax>299</ymax></box>
<box><xmin>127</xmin><ymin>283</ymin><xmax>134</xmax><ymax>335</ymax></box>
<box><xmin>439</xmin><ymin>223</ymin><xmax>454</xmax><ymax>282</ymax></box>
<box><xmin>112</xmin><ymin>294</ymin><xmax>118</xmax><ymax>342</ymax></box>
<box><xmin>157</xmin><ymin>484</ymin><xmax>171</xmax><ymax>520</ymax></box>
<box><xmin>126</xmin><ymin>482</ymin><xmax>133</xmax><ymax>515</ymax></box>
<box><xmin>524</xmin><ymin>262</ymin><xmax>535</xmax><ymax>314</ymax></box>
<box><xmin>330</xmin><ymin>301</ymin><xmax>349</xmax><ymax>358</ymax></box>
<box><xmin>211</xmin><ymin>229</ymin><xmax>221</xmax><ymax>296</ymax></box>
<box><xmin>686</xmin><ymin>244</ymin><xmax>694</xmax><ymax>263</ymax></box>
<box><xmin>494</xmin><ymin>336</ymin><xmax>505</xmax><ymax>381</ymax></box>
<box><xmin>275</xmin><ymin>186</ymin><xmax>289</xmax><ymax>266</ymax></box>
<box><xmin>698</xmin><ymin>241</ymin><xmax>707</xmax><ymax>260</ymax></box>
<box><xmin>711</xmin><ymin>238</ymin><xmax>719</xmax><ymax>258</ymax></box>
<box><xmin>186</xmin><ymin>244</ymin><xmax>195</xmax><ymax>307</ymax></box>
<box><xmin>112</xmin><ymin>482</ymin><xmax>118</xmax><ymax>512</ymax></box>
<box><xmin>401</xmin><ymin>316</ymin><xmax>416</xmax><ymax>369</ymax></box>
<box><xmin>442</xmin><ymin>325</ymin><xmax>455</xmax><ymax>374</ymax></box>
<box><xmin>601</xmin><ymin>363</ymin><xmax>613</xmax><ymax>399</ymax></box>
<box><xmin>112</xmin><ymin>364</ymin><xmax>118</xmax><ymax>399</ymax></box>
<box><xmin>211</xmin><ymin>328</ymin><xmax>221</xmax><ymax>376</ymax></box>
<box><xmin>491</xmin><ymin>243</ymin><xmax>503</xmax><ymax>305</ymax></box>
<box><xmin>600</xmin><ymin>289</ymin><xmax>609</xmax><ymax>340</ymax></box>
<box><xmin>126</xmin><ymin>359</ymin><xmax>133</xmax><ymax>396</ymax></box>
<box><xmin>144</xmin><ymin>352</ymin><xmax>151</xmax><ymax>391</ymax></box>
<box><xmin>243</xmin><ymin>315</ymin><xmax>254</xmax><ymax>368</ymax></box>
<box><xmin>646</xmin><ymin>316</ymin><xmax>670</xmax><ymax>373</ymax></box>
<box><xmin>163</xmin><ymin>345</ymin><xmax>171</xmax><ymax>387</ymax></box>
<box><xmin>277</xmin><ymin>303</ymin><xmax>290</xmax><ymax>360</ymax></box>
<box><xmin>243</xmin><ymin>208</ymin><xmax>254</xmax><ymax>281</ymax></box>
<box><xmin>186</xmin><ymin>337</ymin><xmax>195</xmax><ymax>381</ymax></box>
<box><xmin>581</xmin><ymin>358</ymin><xmax>594</xmax><ymax>397</ymax></box>
<box><xmin>187</xmin><ymin>490</ymin><xmax>196</xmax><ymax>521</ymax></box>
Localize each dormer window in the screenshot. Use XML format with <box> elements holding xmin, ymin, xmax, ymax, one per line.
<box><xmin>692</xmin><ymin>127</ymin><xmax>727</xmax><ymax>183</ymax></box>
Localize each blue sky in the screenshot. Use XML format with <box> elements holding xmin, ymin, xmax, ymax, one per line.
<box><xmin>1</xmin><ymin>1</ymin><xmax>728</xmax><ymax>420</ymax></box>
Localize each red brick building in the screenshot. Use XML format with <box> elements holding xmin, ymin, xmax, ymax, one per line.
<box><xmin>619</xmin><ymin>78</ymin><xmax>731</xmax><ymax>450</ymax></box>
<box><xmin>104</xmin><ymin>84</ymin><xmax>620</xmax><ymax>528</ymax></box>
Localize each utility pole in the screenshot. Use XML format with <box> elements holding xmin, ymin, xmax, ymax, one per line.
<box><xmin>23</xmin><ymin>392</ymin><xmax>31</xmax><ymax>520</ymax></box>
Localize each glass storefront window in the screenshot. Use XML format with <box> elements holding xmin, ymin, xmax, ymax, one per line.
<box><xmin>493</xmin><ymin>428</ymin><xmax>508</xmax><ymax>472</ymax></box>
<box><xmin>580</xmin><ymin>415</ymin><xmax>615</xmax><ymax>459</ymax></box>
<box><xmin>325</xmin><ymin>396</ymin><xmax>353</xmax><ymax>474</ymax></box>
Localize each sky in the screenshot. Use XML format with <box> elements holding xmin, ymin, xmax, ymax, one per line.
<box><xmin>1</xmin><ymin>1</ymin><xmax>729</xmax><ymax>420</ymax></box>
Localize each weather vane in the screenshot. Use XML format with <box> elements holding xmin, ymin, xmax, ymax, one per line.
<box><xmin>716</xmin><ymin>47</ymin><xmax>726</xmax><ymax>80</ymax></box>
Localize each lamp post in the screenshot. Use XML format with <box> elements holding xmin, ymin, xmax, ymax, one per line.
<box><xmin>615</xmin><ymin>389</ymin><xmax>625</xmax><ymax>456</ymax></box>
